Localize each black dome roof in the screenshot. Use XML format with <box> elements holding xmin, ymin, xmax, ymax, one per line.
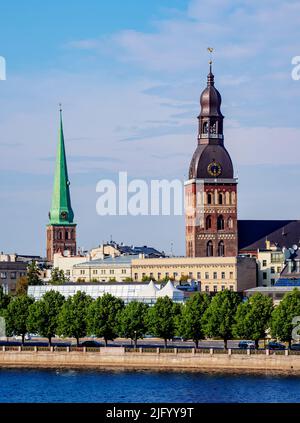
<box><xmin>189</xmin><ymin>144</ymin><xmax>233</xmax><ymax>180</ymax></box>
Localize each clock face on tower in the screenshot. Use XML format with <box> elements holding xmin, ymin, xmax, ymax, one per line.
<box><xmin>207</xmin><ymin>161</ymin><xmax>222</xmax><ymax>177</ymax></box>
<box><xmin>60</xmin><ymin>211</ymin><xmax>68</xmax><ymax>220</ymax></box>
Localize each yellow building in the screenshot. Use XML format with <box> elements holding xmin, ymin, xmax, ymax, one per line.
<box><xmin>256</xmin><ymin>241</ymin><xmax>284</xmax><ymax>287</ymax></box>
<box><xmin>131</xmin><ymin>256</ymin><xmax>256</xmax><ymax>293</ymax></box>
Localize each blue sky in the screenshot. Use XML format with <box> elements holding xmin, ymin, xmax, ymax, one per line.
<box><xmin>0</xmin><ymin>0</ymin><xmax>300</xmax><ymax>256</ymax></box>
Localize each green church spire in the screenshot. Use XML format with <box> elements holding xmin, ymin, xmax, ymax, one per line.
<box><xmin>48</xmin><ymin>107</ymin><xmax>75</xmax><ymax>225</ymax></box>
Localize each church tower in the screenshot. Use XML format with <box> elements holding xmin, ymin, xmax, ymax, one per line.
<box><xmin>185</xmin><ymin>63</ymin><xmax>238</xmax><ymax>257</ymax></box>
<box><xmin>46</xmin><ymin>109</ymin><xmax>76</xmax><ymax>262</ymax></box>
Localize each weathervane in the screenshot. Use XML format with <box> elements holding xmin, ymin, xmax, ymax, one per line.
<box><xmin>59</xmin><ymin>102</ymin><xmax>62</xmax><ymax>113</ymax></box>
<box><xmin>207</xmin><ymin>47</ymin><xmax>214</xmax><ymax>65</ymax></box>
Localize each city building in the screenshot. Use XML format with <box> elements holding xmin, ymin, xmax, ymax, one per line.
<box><xmin>185</xmin><ymin>63</ymin><xmax>238</xmax><ymax>258</ymax></box>
<box><xmin>256</xmin><ymin>241</ymin><xmax>284</xmax><ymax>287</ymax></box>
<box><xmin>0</xmin><ymin>254</ymin><xmax>27</xmax><ymax>293</ymax></box>
<box><xmin>131</xmin><ymin>256</ymin><xmax>256</xmax><ymax>293</ymax></box>
<box><xmin>28</xmin><ymin>280</ymin><xmax>185</xmax><ymax>305</ymax></box>
<box><xmin>90</xmin><ymin>241</ymin><xmax>164</xmax><ymax>260</ymax></box>
<box><xmin>72</xmin><ymin>254</ymin><xmax>138</xmax><ymax>282</ymax></box>
<box><xmin>46</xmin><ymin>109</ymin><xmax>77</xmax><ymax>262</ymax></box>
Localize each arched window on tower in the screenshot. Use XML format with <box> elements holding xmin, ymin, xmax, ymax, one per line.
<box><xmin>218</xmin><ymin>192</ymin><xmax>224</xmax><ymax>205</ymax></box>
<box><xmin>206</xmin><ymin>216</ymin><xmax>212</xmax><ymax>230</ymax></box>
<box><xmin>206</xmin><ymin>241</ymin><xmax>213</xmax><ymax>257</ymax></box>
<box><xmin>217</xmin><ymin>215</ymin><xmax>225</xmax><ymax>230</ymax></box>
<box><xmin>207</xmin><ymin>192</ymin><xmax>213</xmax><ymax>205</ymax></box>
<box><xmin>203</xmin><ymin>121</ymin><xmax>208</xmax><ymax>134</ymax></box>
<box><xmin>231</xmin><ymin>191</ymin><xmax>236</xmax><ymax>205</ymax></box>
<box><xmin>228</xmin><ymin>217</ymin><xmax>233</xmax><ymax>229</ymax></box>
<box><xmin>218</xmin><ymin>241</ymin><xmax>225</xmax><ymax>257</ymax></box>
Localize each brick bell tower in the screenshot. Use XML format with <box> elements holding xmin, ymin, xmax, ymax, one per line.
<box><xmin>46</xmin><ymin>108</ymin><xmax>77</xmax><ymax>262</ymax></box>
<box><xmin>185</xmin><ymin>62</ymin><xmax>238</xmax><ymax>257</ymax></box>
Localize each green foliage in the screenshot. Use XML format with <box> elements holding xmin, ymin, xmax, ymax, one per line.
<box><xmin>90</xmin><ymin>278</ymin><xmax>99</xmax><ymax>283</ymax></box>
<box><xmin>5</xmin><ymin>295</ymin><xmax>34</xmax><ymax>344</ymax></box>
<box><xmin>119</xmin><ymin>301</ymin><xmax>149</xmax><ymax>347</ymax></box>
<box><xmin>76</xmin><ymin>278</ymin><xmax>85</xmax><ymax>283</ymax></box>
<box><xmin>15</xmin><ymin>276</ymin><xmax>29</xmax><ymax>296</ymax></box>
<box><xmin>233</xmin><ymin>293</ymin><xmax>273</xmax><ymax>348</ymax></box>
<box><xmin>57</xmin><ymin>291</ymin><xmax>93</xmax><ymax>345</ymax></box>
<box><xmin>270</xmin><ymin>288</ymin><xmax>300</xmax><ymax>347</ymax></box>
<box><xmin>179</xmin><ymin>293</ymin><xmax>211</xmax><ymax>348</ymax></box>
<box><xmin>109</xmin><ymin>277</ymin><xmax>117</xmax><ymax>282</ymax></box>
<box><xmin>202</xmin><ymin>290</ymin><xmax>241</xmax><ymax>348</ymax></box>
<box><xmin>87</xmin><ymin>293</ymin><xmax>124</xmax><ymax>346</ymax></box>
<box><xmin>179</xmin><ymin>275</ymin><xmax>189</xmax><ymax>283</ymax></box>
<box><xmin>27</xmin><ymin>290</ymin><xmax>65</xmax><ymax>345</ymax></box>
<box><xmin>49</xmin><ymin>267</ymin><xmax>68</xmax><ymax>285</ymax></box>
<box><xmin>0</xmin><ymin>286</ymin><xmax>10</xmax><ymax>313</ymax></box>
<box><xmin>142</xmin><ymin>275</ymin><xmax>156</xmax><ymax>282</ymax></box>
<box><xmin>27</xmin><ymin>261</ymin><xmax>42</xmax><ymax>286</ymax></box>
<box><xmin>123</xmin><ymin>277</ymin><xmax>133</xmax><ymax>282</ymax></box>
<box><xmin>147</xmin><ymin>296</ymin><xmax>176</xmax><ymax>347</ymax></box>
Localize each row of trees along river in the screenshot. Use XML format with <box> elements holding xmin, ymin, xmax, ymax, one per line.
<box><xmin>1</xmin><ymin>284</ymin><xmax>300</xmax><ymax>349</ymax></box>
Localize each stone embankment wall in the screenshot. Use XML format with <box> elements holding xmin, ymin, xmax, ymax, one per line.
<box><xmin>0</xmin><ymin>347</ymin><xmax>299</xmax><ymax>372</ymax></box>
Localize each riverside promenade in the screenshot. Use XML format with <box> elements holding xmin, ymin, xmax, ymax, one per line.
<box><xmin>0</xmin><ymin>346</ymin><xmax>300</xmax><ymax>372</ymax></box>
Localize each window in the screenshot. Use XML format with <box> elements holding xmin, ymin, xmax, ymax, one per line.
<box><xmin>262</xmin><ymin>260</ymin><xmax>267</xmax><ymax>267</ymax></box>
<box><xmin>221</xmin><ymin>272</ymin><xmax>225</xmax><ymax>279</ymax></box>
<box><xmin>263</xmin><ymin>272</ymin><xmax>267</xmax><ymax>280</ymax></box>
<box><xmin>218</xmin><ymin>241</ymin><xmax>225</xmax><ymax>257</ymax></box>
<box><xmin>228</xmin><ymin>217</ymin><xmax>233</xmax><ymax>229</ymax></box>
<box><xmin>173</xmin><ymin>272</ymin><xmax>178</xmax><ymax>277</ymax></box>
<box><xmin>10</xmin><ymin>272</ymin><xmax>16</xmax><ymax>279</ymax></box>
<box><xmin>142</xmin><ymin>273</ymin><xmax>146</xmax><ymax>278</ymax></box>
<box><xmin>213</xmin><ymin>272</ymin><xmax>217</xmax><ymax>279</ymax></box>
<box><xmin>110</xmin><ymin>269</ymin><xmax>114</xmax><ymax>275</ymax></box>
<box><xmin>205</xmin><ymin>272</ymin><xmax>209</xmax><ymax>279</ymax></box>
<box><xmin>206</xmin><ymin>216</ymin><xmax>212</xmax><ymax>230</ymax></box>
<box><xmin>203</xmin><ymin>121</ymin><xmax>208</xmax><ymax>134</ymax></box>
<box><xmin>206</xmin><ymin>241</ymin><xmax>213</xmax><ymax>257</ymax></box>
<box><xmin>197</xmin><ymin>272</ymin><xmax>201</xmax><ymax>279</ymax></box>
<box><xmin>221</xmin><ymin>286</ymin><xmax>225</xmax><ymax>291</ymax></box>
<box><xmin>101</xmin><ymin>269</ymin><xmax>106</xmax><ymax>274</ymax></box>
<box><xmin>270</xmin><ymin>267</ymin><xmax>275</xmax><ymax>274</ymax></box>
<box><xmin>271</xmin><ymin>279</ymin><xmax>275</xmax><ymax>286</ymax></box>
<box><xmin>229</xmin><ymin>286</ymin><xmax>234</xmax><ymax>291</ymax></box>
<box><xmin>277</xmin><ymin>267</ymin><xmax>281</xmax><ymax>273</ymax></box>
<box><xmin>158</xmin><ymin>273</ymin><xmax>161</xmax><ymax>280</ymax></box>
<box><xmin>93</xmin><ymin>270</ymin><xmax>98</xmax><ymax>275</ymax></box>
<box><xmin>150</xmin><ymin>273</ymin><xmax>154</xmax><ymax>278</ymax></box>
<box><xmin>207</xmin><ymin>192</ymin><xmax>213</xmax><ymax>205</ymax></box>
<box><xmin>229</xmin><ymin>272</ymin><xmax>233</xmax><ymax>279</ymax></box>
<box><xmin>205</xmin><ymin>286</ymin><xmax>209</xmax><ymax>293</ymax></box>
<box><xmin>213</xmin><ymin>286</ymin><xmax>218</xmax><ymax>293</ymax></box>
<box><xmin>134</xmin><ymin>273</ymin><xmax>138</xmax><ymax>280</ymax></box>
<box><xmin>80</xmin><ymin>270</ymin><xmax>85</xmax><ymax>275</ymax></box>
<box><xmin>218</xmin><ymin>193</ymin><xmax>224</xmax><ymax>205</ymax></box>
<box><xmin>66</xmin><ymin>270</ymin><xmax>70</xmax><ymax>276</ymax></box>
<box><xmin>189</xmin><ymin>272</ymin><xmax>193</xmax><ymax>278</ymax></box>
<box><xmin>217</xmin><ymin>215</ymin><xmax>225</xmax><ymax>230</ymax></box>
<box><xmin>165</xmin><ymin>273</ymin><xmax>169</xmax><ymax>278</ymax></box>
<box><xmin>122</xmin><ymin>269</ymin><xmax>127</xmax><ymax>274</ymax></box>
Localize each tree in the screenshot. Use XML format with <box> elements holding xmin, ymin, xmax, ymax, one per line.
<box><xmin>0</xmin><ymin>286</ymin><xmax>10</xmax><ymax>313</ymax></box>
<box><xmin>179</xmin><ymin>293</ymin><xmax>211</xmax><ymax>348</ymax></box>
<box><xmin>202</xmin><ymin>290</ymin><xmax>241</xmax><ymax>349</ymax></box>
<box><xmin>5</xmin><ymin>295</ymin><xmax>34</xmax><ymax>344</ymax></box>
<box><xmin>233</xmin><ymin>293</ymin><xmax>273</xmax><ymax>349</ymax></box>
<box><xmin>270</xmin><ymin>288</ymin><xmax>300</xmax><ymax>348</ymax></box>
<box><xmin>179</xmin><ymin>275</ymin><xmax>189</xmax><ymax>283</ymax></box>
<box><xmin>57</xmin><ymin>291</ymin><xmax>93</xmax><ymax>346</ymax></box>
<box><xmin>119</xmin><ymin>301</ymin><xmax>148</xmax><ymax>348</ymax></box>
<box><xmin>27</xmin><ymin>290</ymin><xmax>65</xmax><ymax>345</ymax></box>
<box><xmin>49</xmin><ymin>267</ymin><xmax>68</xmax><ymax>285</ymax></box>
<box><xmin>142</xmin><ymin>275</ymin><xmax>156</xmax><ymax>282</ymax></box>
<box><xmin>87</xmin><ymin>294</ymin><xmax>124</xmax><ymax>346</ymax></box>
<box><xmin>27</xmin><ymin>261</ymin><xmax>42</xmax><ymax>285</ymax></box>
<box><xmin>147</xmin><ymin>296</ymin><xmax>176</xmax><ymax>348</ymax></box>
<box><xmin>16</xmin><ymin>276</ymin><xmax>29</xmax><ymax>296</ymax></box>
<box><xmin>123</xmin><ymin>277</ymin><xmax>133</xmax><ymax>282</ymax></box>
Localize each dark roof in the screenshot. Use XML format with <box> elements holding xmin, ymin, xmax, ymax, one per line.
<box><xmin>238</xmin><ymin>220</ymin><xmax>300</xmax><ymax>251</ymax></box>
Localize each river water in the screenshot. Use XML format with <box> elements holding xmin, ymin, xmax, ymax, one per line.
<box><xmin>0</xmin><ymin>368</ymin><xmax>299</xmax><ymax>403</ymax></box>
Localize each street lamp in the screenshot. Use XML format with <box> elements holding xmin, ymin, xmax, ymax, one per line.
<box><xmin>134</xmin><ymin>330</ymin><xmax>137</xmax><ymax>349</ymax></box>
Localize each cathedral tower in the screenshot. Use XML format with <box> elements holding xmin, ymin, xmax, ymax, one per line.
<box><xmin>46</xmin><ymin>109</ymin><xmax>76</xmax><ymax>261</ymax></box>
<box><xmin>185</xmin><ymin>64</ymin><xmax>238</xmax><ymax>257</ymax></box>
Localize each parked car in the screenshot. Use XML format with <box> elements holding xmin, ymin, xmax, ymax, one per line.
<box><xmin>266</xmin><ymin>341</ymin><xmax>286</xmax><ymax>350</ymax></box>
<box><xmin>290</xmin><ymin>343</ymin><xmax>300</xmax><ymax>351</ymax></box>
<box><xmin>79</xmin><ymin>341</ymin><xmax>101</xmax><ymax>348</ymax></box>
<box><xmin>238</xmin><ymin>341</ymin><xmax>255</xmax><ymax>349</ymax></box>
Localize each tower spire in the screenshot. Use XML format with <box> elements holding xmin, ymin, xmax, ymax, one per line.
<box><xmin>48</xmin><ymin>108</ymin><xmax>74</xmax><ymax>225</ymax></box>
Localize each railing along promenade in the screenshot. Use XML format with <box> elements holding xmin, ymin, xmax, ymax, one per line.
<box><xmin>1</xmin><ymin>346</ymin><xmax>300</xmax><ymax>371</ymax></box>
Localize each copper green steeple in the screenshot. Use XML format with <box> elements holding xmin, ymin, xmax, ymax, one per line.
<box><xmin>48</xmin><ymin>108</ymin><xmax>75</xmax><ymax>225</ymax></box>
